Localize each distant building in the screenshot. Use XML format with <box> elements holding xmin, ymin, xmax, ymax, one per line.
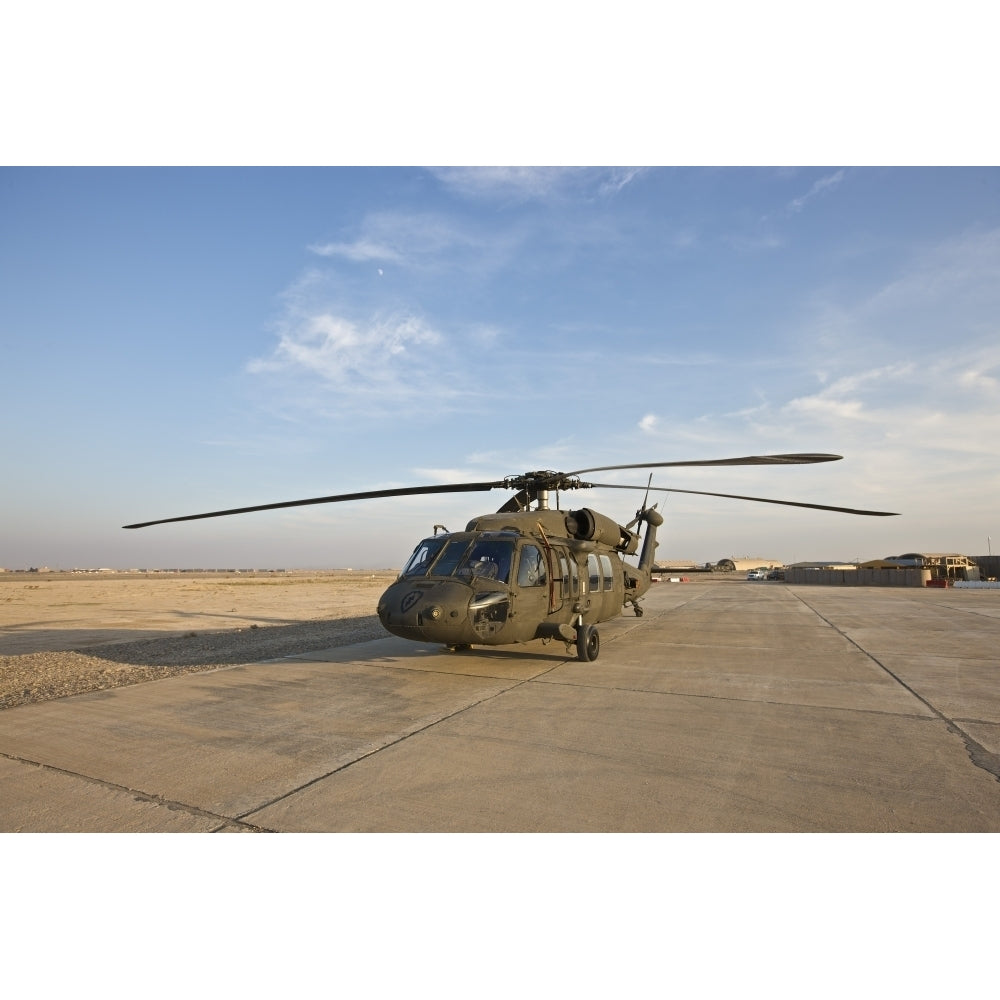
<box><xmin>881</xmin><ymin>553</ymin><xmax>980</xmax><ymax>581</ymax></box>
<box><xmin>785</xmin><ymin>552</ymin><xmax>981</xmax><ymax>587</ymax></box>
<box><xmin>973</xmin><ymin>555</ymin><xmax>1000</xmax><ymax>581</ymax></box>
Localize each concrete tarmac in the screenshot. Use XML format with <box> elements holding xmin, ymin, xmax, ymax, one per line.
<box><xmin>2</xmin><ymin>579</ymin><xmax>999</xmax><ymax>831</ymax></box>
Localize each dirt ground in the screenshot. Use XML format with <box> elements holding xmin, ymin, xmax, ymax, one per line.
<box><xmin>0</xmin><ymin>571</ymin><xmax>398</xmax><ymax>709</ymax></box>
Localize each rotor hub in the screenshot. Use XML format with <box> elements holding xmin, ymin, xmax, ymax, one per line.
<box><xmin>502</xmin><ymin>472</ymin><xmax>589</xmax><ymax>493</ymax></box>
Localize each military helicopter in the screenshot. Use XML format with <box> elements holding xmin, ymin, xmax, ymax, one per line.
<box><xmin>123</xmin><ymin>452</ymin><xmax>898</xmax><ymax>661</ymax></box>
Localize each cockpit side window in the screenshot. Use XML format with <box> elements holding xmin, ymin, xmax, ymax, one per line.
<box><xmin>517</xmin><ymin>545</ymin><xmax>547</xmax><ymax>587</ymax></box>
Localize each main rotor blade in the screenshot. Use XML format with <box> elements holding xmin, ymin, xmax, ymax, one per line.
<box><xmin>565</xmin><ymin>453</ymin><xmax>842</xmax><ymax>478</ymax></box>
<box><xmin>586</xmin><ymin>482</ymin><xmax>899</xmax><ymax>517</ymax></box>
<box><xmin>122</xmin><ymin>481</ymin><xmax>503</xmax><ymax>529</ymax></box>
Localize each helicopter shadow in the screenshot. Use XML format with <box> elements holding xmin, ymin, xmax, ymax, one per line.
<box><xmin>322</xmin><ymin>617</ymin><xmax>641</xmax><ymax>673</ymax></box>
<box><xmin>413</xmin><ymin>642</ymin><xmax>574</xmax><ymax>665</ymax></box>
<box><xmin>292</xmin><ymin>632</ymin><xmax>584</xmax><ymax>684</ymax></box>
<box><xmin>4</xmin><ymin>615</ymin><xmax>385</xmax><ymax>666</ymax></box>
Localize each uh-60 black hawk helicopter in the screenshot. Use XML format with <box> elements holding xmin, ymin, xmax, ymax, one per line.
<box><xmin>124</xmin><ymin>452</ymin><xmax>898</xmax><ymax>662</ymax></box>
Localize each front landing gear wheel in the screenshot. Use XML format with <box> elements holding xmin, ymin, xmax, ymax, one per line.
<box><xmin>576</xmin><ymin>625</ymin><xmax>600</xmax><ymax>662</ymax></box>
<box><xmin>446</xmin><ymin>643</ymin><xmax>473</xmax><ymax>653</ymax></box>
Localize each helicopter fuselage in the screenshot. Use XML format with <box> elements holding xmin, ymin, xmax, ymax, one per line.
<box><xmin>376</xmin><ymin>506</ymin><xmax>663</xmax><ymax>657</ymax></box>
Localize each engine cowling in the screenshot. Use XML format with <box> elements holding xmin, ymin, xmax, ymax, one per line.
<box><xmin>565</xmin><ymin>508</ymin><xmax>639</xmax><ymax>555</ymax></box>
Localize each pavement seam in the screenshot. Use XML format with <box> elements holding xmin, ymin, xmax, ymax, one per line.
<box><xmin>0</xmin><ymin>749</ymin><xmax>273</xmax><ymax>832</ymax></box>
<box><xmin>791</xmin><ymin>592</ymin><xmax>1000</xmax><ymax>785</ymax></box>
<box><xmin>533</xmin><ymin>676</ymin><xmax>943</xmax><ymax>720</ymax></box>
<box><xmin>233</xmin><ymin>609</ymin><xmax>683</xmax><ymax>824</ymax></box>
<box><xmin>922</xmin><ymin>597</ymin><xmax>1000</xmax><ymax>622</ymax></box>
<box><xmin>236</xmin><ymin>658</ymin><xmax>579</xmax><ymax>824</ymax></box>
<box><xmin>1</xmin><ymin>622</ymin><xmax>626</xmax><ymax>831</ymax></box>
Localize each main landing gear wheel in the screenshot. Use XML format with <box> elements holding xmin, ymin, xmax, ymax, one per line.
<box><xmin>576</xmin><ymin>625</ymin><xmax>600</xmax><ymax>662</ymax></box>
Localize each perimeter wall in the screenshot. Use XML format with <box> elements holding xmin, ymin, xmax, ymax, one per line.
<box><xmin>785</xmin><ymin>567</ymin><xmax>932</xmax><ymax>587</ymax></box>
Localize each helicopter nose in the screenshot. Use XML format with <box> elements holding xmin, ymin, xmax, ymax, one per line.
<box><xmin>378</xmin><ymin>579</ymin><xmax>469</xmax><ymax>634</ymax></box>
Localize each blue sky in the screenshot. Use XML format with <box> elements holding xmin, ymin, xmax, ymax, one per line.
<box><xmin>4</xmin><ymin>166</ymin><xmax>999</xmax><ymax>569</ymax></box>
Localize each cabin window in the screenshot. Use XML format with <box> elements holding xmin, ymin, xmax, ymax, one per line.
<box><xmin>556</xmin><ymin>552</ymin><xmax>579</xmax><ymax>599</ymax></box>
<box><xmin>557</xmin><ymin>553</ymin><xmax>576</xmax><ymax>600</ymax></box>
<box><xmin>559</xmin><ymin>551</ymin><xmax>570</xmax><ymax>600</ymax></box>
<box><xmin>600</xmin><ymin>554</ymin><xmax>614</xmax><ymax>591</ymax></box>
<box><xmin>517</xmin><ymin>545</ymin><xmax>547</xmax><ymax>587</ymax></box>
<box><xmin>587</xmin><ymin>552</ymin><xmax>601</xmax><ymax>593</ymax></box>
<box><xmin>588</xmin><ymin>553</ymin><xmax>600</xmax><ymax>591</ymax></box>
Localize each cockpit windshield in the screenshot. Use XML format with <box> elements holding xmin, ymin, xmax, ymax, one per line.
<box><xmin>401</xmin><ymin>537</ymin><xmax>447</xmax><ymax>577</ymax></box>
<box><xmin>400</xmin><ymin>535</ymin><xmax>514</xmax><ymax>583</ymax></box>
<box><xmin>429</xmin><ymin>537</ymin><xmax>472</xmax><ymax>577</ymax></box>
<box><xmin>455</xmin><ymin>539</ymin><xmax>513</xmax><ymax>583</ymax></box>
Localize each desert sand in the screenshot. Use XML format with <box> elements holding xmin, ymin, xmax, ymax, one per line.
<box><xmin>0</xmin><ymin>571</ymin><xmax>397</xmax><ymax>709</ymax></box>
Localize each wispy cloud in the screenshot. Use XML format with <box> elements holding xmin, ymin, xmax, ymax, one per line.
<box><xmin>790</xmin><ymin>225</ymin><xmax>1000</xmax><ymax>368</ymax></box>
<box><xmin>958</xmin><ymin>366</ymin><xmax>999</xmax><ymax>392</ymax></box>
<box><xmin>861</xmin><ymin>226</ymin><xmax>1000</xmax><ymax>330</ymax></box>
<box><xmin>787</xmin><ymin>169</ymin><xmax>846</xmax><ymax>213</ymax></box>
<box><xmin>467</xmin><ymin>323</ymin><xmax>502</xmax><ymax>346</ymax></box>
<box><xmin>597</xmin><ymin>167</ymin><xmax>648</xmax><ymax>196</ymax></box>
<box><xmin>307</xmin><ymin>237</ymin><xmax>403</xmax><ymax>263</ymax></box>
<box><xmin>307</xmin><ymin>210</ymin><xmax>529</xmax><ymax>283</ymax></box>
<box><xmin>787</xmin><ymin>363</ymin><xmax>917</xmax><ymax>417</ymax></box>
<box><xmin>428</xmin><ymin>167</ymin><xmax>575</xmax><ymax>200</ymax></box>
<box><xmin>309</xmin><ymin>211</ymin><xmax>493</xmax><ymax>269</ymax></box>
<box><xmin>246</xmin><ymin>308</ymin><xmax>452</xmax><ymax>416</ymax></box>
<box><xmin>721</xmin><ymin>169</ymin><xmax>846</xmax><ymax>252</ymax></box>
<box><xmin>624</xmin><ymin>220</ymin><xmax>1000</xmax><ymax>538</ymax></box>
<box><xmin>762</xmin><ymin>338</ymin><xmax>1000</xmax><ymax>535</ymax></box>
<box><xmin>428</xmin><ymin>166</ymin><xmax>647</xmax><ymax>202</ymax></box>
<box><xmin>244</xmin><ymin>256</ymin><xmax>527</xmax><ymax>422</ymax></box>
